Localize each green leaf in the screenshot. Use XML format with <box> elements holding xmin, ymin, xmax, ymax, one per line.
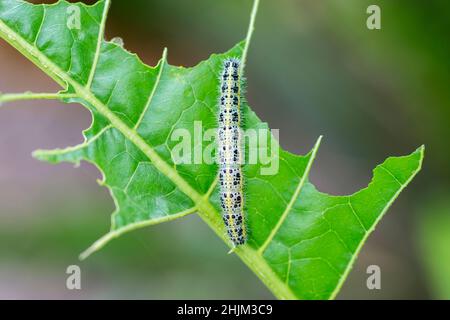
<box><xmin>0</xmin><ymin>0</ymin><xmax>424</xmax><ymax>299</ymax></box>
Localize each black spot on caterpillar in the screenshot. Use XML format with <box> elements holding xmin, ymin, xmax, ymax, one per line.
<box><xmin>218</xmin><ymin>58</ymin><xmax>246</xmax><ymax>247</ymax></box>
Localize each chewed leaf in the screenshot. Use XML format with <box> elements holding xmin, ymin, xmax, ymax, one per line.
<box><xmin>0</xmin><ymin>0</ymin><xmax>424</xmax><ymax>299</ymax></box>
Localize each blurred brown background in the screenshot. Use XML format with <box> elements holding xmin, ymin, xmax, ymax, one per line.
<box><xmin>0</xmin><ymin>0</ymin><xmax>449</xmax><ymax>299</ymax></box>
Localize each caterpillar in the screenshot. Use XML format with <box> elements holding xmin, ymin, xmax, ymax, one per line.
<box><xmin>218</xmin><ymin>58</ymin><xmax>247</xmax><ymax>248</ymax></box>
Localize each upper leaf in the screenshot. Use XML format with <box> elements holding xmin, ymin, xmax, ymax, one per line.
<box><xmin>0</xmin><ymin>0</ymin><xmax>424</xmax><ymax>299</ymax></box>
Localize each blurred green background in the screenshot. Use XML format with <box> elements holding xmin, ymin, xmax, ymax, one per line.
<box><xmin>0</xmin><ymin>0</ymin><xmax>449</xmax><ymax>299</ymax></box>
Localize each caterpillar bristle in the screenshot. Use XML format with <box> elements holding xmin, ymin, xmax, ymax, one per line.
<box><xmin>218</xmin><ymin>58</ymin><xmax>247</xmax><ymax>247</ymax></box>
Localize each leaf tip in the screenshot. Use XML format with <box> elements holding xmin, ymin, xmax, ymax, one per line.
<box><xmin>79</xmin><ymin>240</ymin><xmax>101</xmax><ymax>261</ymax></box>
<box><xmin>309</xmin><ymin>135</ymin><xmax>323</xmax><ymax>159</ymax></box>
<box><xmin>79</xmin><ymin>247</ymin><xmax>95</xmax><ymax>261</ymax></box>
<box><xmin>416</xmin><ymin>144</ymin><xmax>425</xmax><ymax>170</ymax></box>
<box><xmin>32</xmin><ymin>149</ymin><xmax>46</xmax><ymax>161</ymax></box>
<box><xmin>315</xmin><ymin>135</ymin><xmax>323</xmax><ymax>147</ymax></box>
<box><xmin>32</xmin><ymin>149</ymin><xmax>63</xmax><ymax>164</ymax></box>
<box><xmin>418</xmin><ymin>144</ymin><xmax>425</xmax><ymax>155</ymax></box>
<box><xmin>79</xmin><ymin>231</ymin><xmax>118</xmax><ymax>261</ymax></box>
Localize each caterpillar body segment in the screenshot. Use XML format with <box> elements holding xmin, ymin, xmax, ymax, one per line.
<box><xmin>218</xmin><ymin>58</ymin><xmax>247</xmax><ymax>247</ymax></box>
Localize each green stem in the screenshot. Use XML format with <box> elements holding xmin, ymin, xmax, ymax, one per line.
<box><xmin>0</xmin><ymin>92</ymin><xmax>76</xmax><ymax>104</ymax></box>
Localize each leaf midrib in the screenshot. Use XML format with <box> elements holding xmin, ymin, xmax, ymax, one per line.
<box><xmin>0</xmin><ymin>16</ymin><xmax>297</xmax><ymax>300</ymax></box>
